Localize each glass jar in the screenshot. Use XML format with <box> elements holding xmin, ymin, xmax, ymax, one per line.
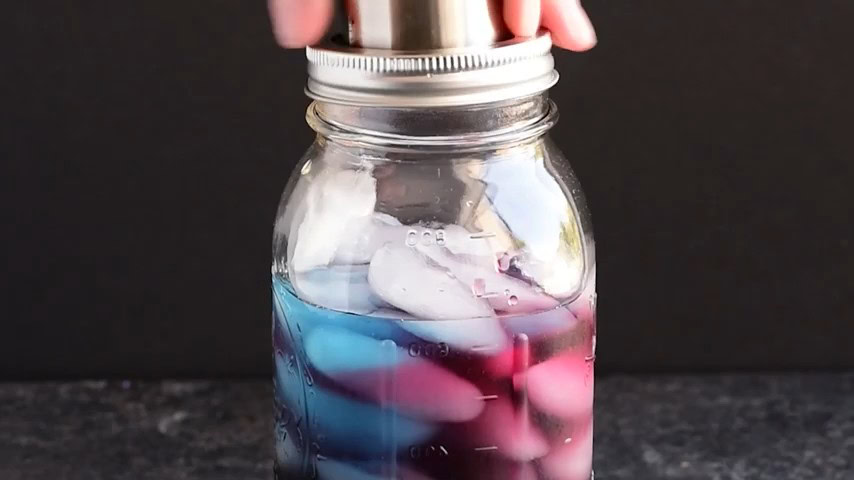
<box><xmin>272</xmin><ymin>92</ymin><xmax>596</xmax><ymax>480</ymax></box>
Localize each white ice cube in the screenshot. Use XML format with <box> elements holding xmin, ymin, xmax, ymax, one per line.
<box><xmin>291</xmin><ymin>169</ymin><xmax>377</xmax><ymax>272</ymax></box>
<box><xmin>417</xmin><ymin>242</ymin><xmax>559</xmax><ymax>314</ymax></box>
<box><xmin>368</xmin><ymin>245</ymin><xmax>507</xmax><ymax>351</ymax></box>
<box><xmin>332</xmin><ymin>213</ymin><xmax>406</xmax><ymax>265</ymax></box>
<box><xmin>292</xmin><ymin>265</ymin><xmax>386</xmax><ymax>314</ymax></box>
<box><xmin>368</xmin><ymin>244</ymin><xmax>492</xmax><ymax>320</ymax></box>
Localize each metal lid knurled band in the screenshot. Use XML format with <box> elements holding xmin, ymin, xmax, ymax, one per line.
<box><xmin>305</xmin><ymin>32</ymin><xmax>559</xmax><ymax>107</ymax></box>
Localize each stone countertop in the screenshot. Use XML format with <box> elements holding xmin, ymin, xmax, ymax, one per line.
<box><xmin>0</xmin><ymin>374</ymin><xmax>851</xmax><ymax>480</ymax></box>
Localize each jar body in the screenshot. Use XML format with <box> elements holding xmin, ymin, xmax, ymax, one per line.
<box><xmin>272</xmin><ymin>96</ymin><xmax>596</xmax><ymax>480</ymax></box>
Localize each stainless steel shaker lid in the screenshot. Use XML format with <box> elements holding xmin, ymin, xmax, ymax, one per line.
<box><xmin>305</xmin><ymin>0</ymin><xmax>559</xmax><ymax>107</ymax></box>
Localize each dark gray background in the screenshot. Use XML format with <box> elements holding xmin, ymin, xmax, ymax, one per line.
<box><xmin>3</xmin><ymin>1</ymin><xmax>852</xmax><ymax>379</ymax></box>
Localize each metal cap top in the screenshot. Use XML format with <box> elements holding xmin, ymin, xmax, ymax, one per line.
<box><xmin>305</xmin><ymin>0</ymin><xmax>558</xmax><ymax>107</ymax></box>
<box><xmin>347</xmin><ymin>0</ymin><xmax>510</xmax><ymax>50</ymax></box>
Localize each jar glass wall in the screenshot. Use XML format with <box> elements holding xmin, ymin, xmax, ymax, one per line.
<box><xmin>272</xmin><ymin>94</ymin><xmax>596</xmax><ymax>480</ymax></box>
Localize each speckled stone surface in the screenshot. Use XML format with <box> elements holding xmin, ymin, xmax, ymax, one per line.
<box><xmin>0</xmin><ymin>375</ymin><xmax>851</xmax><ymax>479</ymax></box>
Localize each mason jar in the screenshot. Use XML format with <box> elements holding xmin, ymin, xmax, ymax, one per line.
<box><xmin>272</xmin><ymin>3</ymin><xmax>596</xmax><ymax>479</ymax></box>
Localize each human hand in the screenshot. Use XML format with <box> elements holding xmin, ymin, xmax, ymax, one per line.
<box><xmin>269</xmin><ymin>0</ymin><xmax>596</xmax><ymax>52</ymax></box>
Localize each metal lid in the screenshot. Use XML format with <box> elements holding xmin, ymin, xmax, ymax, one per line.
<box><xmin>305</xmin><ymin>0</ymin><xmax>558</xmax><ymax>107</ymax></box>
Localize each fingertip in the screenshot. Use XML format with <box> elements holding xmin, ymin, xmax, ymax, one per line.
<box><xmin>542</xmin><ymin>0</ymin><xmax>597</xmax><ymax>52</ymax></box>
<box><xmin>269</xmin><ymin>0</ymin><xmax>334</xmax><ymax>48</ymax></box>
<box><xmin>505</xmin><ymin>0</ymin><xmax>542</xmax><ymax>38</ymax></box>
<box><xmin>565</xmin><ymin>3</ymin><xmax>597</xmax><ymax>51</ymax></box>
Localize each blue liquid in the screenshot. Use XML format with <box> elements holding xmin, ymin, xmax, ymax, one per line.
<box><xmin>273</xmin><ymin>277</ymin><xmax>434</xmax><ymax>478</ymax></box>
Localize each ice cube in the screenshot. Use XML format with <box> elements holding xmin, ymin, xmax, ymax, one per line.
<box><xmin>400</xmin><ymin>317</ymin><xmax>508</xmax><ymax>354</ymax></box>
<box><xmin>463</xmin><ymin>397</ymin><xmax>549</xmax><ymax>462</ymax></box>
<box><xmin>308</xmin><ymin>387</ymin><xmax>436</xmax><ymax>457</ymax></box>
<box><xmin>369</xmin><ymin>245</ymin><xmax>500</xmax><ymax>322</ymax></box>
<box><xmin>333</xmin><ymin>213</ymin><xmax>407</xmax><ymax>265</ymax></box>
<box><xmin>368</xmin><ymin>245</ymin><xmax>493</xmax><ymax>321</ymax></box>
<box><xmin>306</xmin><ymin>325</ymin><xmax>404</xmax><ymax>372</ymax></box>
<box><xmin>482</xmin><ymin>344</ymin><xmax>516</xmax><ymax>378</ymax></box>
<box><xmin>417</xmin><ymin>245</ymin><xmax>559</xmax><ymax>314</ymax></box>
<box><xmin>291</xmin><ymin>169</ymin><xmax>377</xmax><ymax>272</ymax></box>
<box><xmin>540</xmin><ymin>420</ymin><xmax>594</xmax><ymax>480</ymax></box>
<box><xmin>527</xmin><ymin>352</ymin><xmax>594</xmax><ymax>420</ymax></box>
<box><xmin>306</xmin><ymin>326</ymin><xmax>485</xmax><ymax>422</ymax></box>
<box><xmin>371</xmin><ymin>212</ymin><xmax>403</xmax><ymax>226</ymax></box>
<box><xmin>273</xmin><ymin>276</ymin><xmax>414</xmax><ymax>342</ymax></box>
<box><xmin>368</xmin><ymin>245</ymin><xmax>506</xmax><ymax>348</ymax></box>
<box><xmin>292</xmin><ymin>265</ymin><xmax>387</xmax><ymax>314</ymax></box>
<box><xmin>368</xmin><ymin>245</ymin><xmax>507</xmax><ymax>351</ymax></box>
